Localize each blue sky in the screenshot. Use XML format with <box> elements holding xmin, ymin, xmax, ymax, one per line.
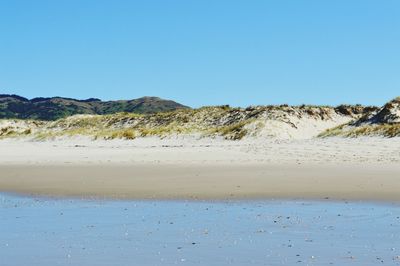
<box><xmin>0</xmin><ymin>0</ymin><xmax>399</xmax><ymax>107</ymax></box>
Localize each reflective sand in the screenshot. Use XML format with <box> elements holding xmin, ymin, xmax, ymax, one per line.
<box><xmin>1</xmin><ymin>194</ymin><xmax>399</xmax><ymax>266</ymax></box>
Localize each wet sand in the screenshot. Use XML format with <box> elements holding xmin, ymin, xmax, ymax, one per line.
<box><xmin>1</xmin><ymin>194</ymin><xmax>399</xmax><ymax>266</ymax></box>
<box><xmin>1</xmin><ymin>164</ymin><xmax>400</xmax><ymax>201</ymax></box>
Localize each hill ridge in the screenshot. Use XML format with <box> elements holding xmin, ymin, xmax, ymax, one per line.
<box><xmin>0</xmin><ymin>94</ymin><xmax>189</xmax><ymax>120</ymax></box>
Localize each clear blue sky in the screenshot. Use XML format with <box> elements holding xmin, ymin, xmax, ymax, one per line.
<box><xmin>1</xmin><ymin>0</ymin><xmax>399</xmax><ymax>107</ymax></box>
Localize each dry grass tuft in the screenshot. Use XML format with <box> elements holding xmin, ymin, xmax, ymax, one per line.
<box><xmin>318</xmin><ymin>123</ymin><xmax>400</xmax><ymax>138</ymax></box>
<box><xmin>208</xmin><ymin>120</ymin><xmax>253</xmax><ymax>140</ymax></box>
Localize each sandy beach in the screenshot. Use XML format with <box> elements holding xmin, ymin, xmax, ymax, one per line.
<box><xmin>1</xmin><ymin>137</ymin><xmax>399</xmax><ymax>201</ymax></box>
<box><xmin>3</xmin><ymin>1</ymin><xmax>400</xmax><ymax>264</ymax></box>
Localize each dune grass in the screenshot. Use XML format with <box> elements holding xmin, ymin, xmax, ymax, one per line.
<box><xmin>207</xmin><ymin>120</ymin><xmax>253</xmax><ymax>140</ymax></box>
<box><xmin>317</xmin><ymin>124</ymin><xmax>347</xmax><ymax>138</ymax></box>
<box><xmin>318</xmin><ymin>123</ymin><xmax>400</xmax><ymax>138</ymax></box>
<box><xmin>344</xmin><ymin>124</ymin><xmax>400</xmax><ymax>138</ymax></box>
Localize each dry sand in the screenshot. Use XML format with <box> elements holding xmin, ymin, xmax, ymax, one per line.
<box><xmin>0</xmin><ymin>137</ymin><xmax>399</xmax><ymax>201</ymax></box>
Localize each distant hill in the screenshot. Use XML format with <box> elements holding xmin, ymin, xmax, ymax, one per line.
<box><xmin>0</xmin><ymin>94</ymin><xmax>189</xmax><ymax>120</ymax></box>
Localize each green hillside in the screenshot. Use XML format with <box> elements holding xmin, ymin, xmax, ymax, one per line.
<box><xmin>0</xmin><ymin>94</ymin><xmax>189</xmax><ymax>120</ymax></box>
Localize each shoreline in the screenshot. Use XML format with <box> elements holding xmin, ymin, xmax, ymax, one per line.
<box><xmin>2</xmin><ymin>193</ymin><xmax>399</xmax><ymax>266</ymax></box>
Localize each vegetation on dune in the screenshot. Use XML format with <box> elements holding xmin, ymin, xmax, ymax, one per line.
<box><xmin>0</xmin><ymin>119</ymin><xmax>43</xmax><ymax>139</ymax></box>
<box><xmin>207</xmin><ymin>120</ymin><xmax>254</xmax><ymax>140</ymax></box>
<box><xmin>318</xmin><ymin>97</ymin><xmax>400</xmax><ymax>138</ymax></box>
<box><xmin>317</xmin><ymin>124</ymin><xmax>347</xmax><ymax>138</ymax></box>
<box><xmin>2</xmin><ymin>100</ymin><xmax>396</xmax><ymax>140</ymax></box>
<box><xmin>1</xmin><ymin>106</ymin><xmax>261</xmax><ymax>140</ymax></box>
<box><xmin>319</xmin><ymin>124</ymin><xmax>400</xmax><ymax>138</ymax></box>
